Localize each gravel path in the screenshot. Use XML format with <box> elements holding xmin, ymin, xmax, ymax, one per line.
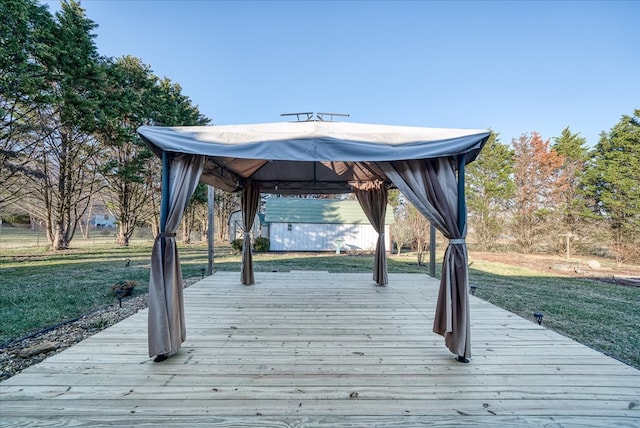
<box><xmin>0</xmin><ymin>278</ymin><xmax>199</xmax><ymax>382</ymax></box>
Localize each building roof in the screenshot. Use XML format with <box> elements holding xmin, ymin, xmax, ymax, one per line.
<box><xmin>264</xmin><ymin>198</ymin><xmax>394</xmax><ymax>224</ymax></box>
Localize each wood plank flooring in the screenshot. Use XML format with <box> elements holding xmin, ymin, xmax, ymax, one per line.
<box><xmin>1</xmin><ymin>272</ymin><xmax>639</xmax><ymax>427</ymax></box>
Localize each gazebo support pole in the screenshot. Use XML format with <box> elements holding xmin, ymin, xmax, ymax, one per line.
<box><xmin>207</xmin><ymin>185</ymin><xmax>215</xmax><ymax>275</ymax></box>
<box><xmin>457</xmin><ymin>154</ymin><xmax>466</xmax><ymax>235</ymax></box>
<box><xmin>159</xmin><ymin>151</ymin><xmax>171</xmax><ymax>261</ymax></box>
<box><xmin>160</xmin><ymin>151</ymin><xmax>170</xmax><ymax>232</ymax></box>
<box><xmin>429</xmin><ymin>224</ymin><xmax>436</xmax><ymax>278</ymax></box>
<box><xmin>456</xmin><ymin>153</ymin><xmax>470</xmax><ymax>363</ymax></box>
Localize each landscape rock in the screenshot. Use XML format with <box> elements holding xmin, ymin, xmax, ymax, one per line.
<box><xmin>18</xmin><ymin>341</ymin><xmax>59</xmax><ymax>358</ymax></box>
<box><xmin>588</xmin><ymin>260</ymin><xmax>602</xmax><ymax>269</ymax></box>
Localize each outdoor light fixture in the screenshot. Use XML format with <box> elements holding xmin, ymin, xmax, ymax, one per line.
<box><xmin>115</xmin><ymin>289</ymin><xmax>126</xmax><ymax>308</ymax></box>
<box><xmin>200</xmin><ymin>267</ymin><xmax>206</xmax><ymax>279</ymax></box>
<box><xmin>470</xmin><ymin>285</ymin><xmax>477</xmax><ymax>295</ymax></box>
<box><xmin>533</xmin><ymin>312</ymin><xmax>544</xmax><ymax>325</ymax></box>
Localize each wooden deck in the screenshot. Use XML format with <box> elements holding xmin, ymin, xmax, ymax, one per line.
<box><xmin>1</xmin><ymin>272</ymin><xmax>639</xmax><ymax>427</ymax></box>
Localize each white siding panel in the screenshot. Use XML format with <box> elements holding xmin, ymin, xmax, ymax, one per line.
<box><xmin>269</xmin><ymin>223</ymin><xmax>391</xmax><ymax>252</ymax></box>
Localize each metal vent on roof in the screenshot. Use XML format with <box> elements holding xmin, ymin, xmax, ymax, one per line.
<box><xmin>280</xmin><ymin>112</ymin><xmax>350</xmax><ymax>122</ymax></box>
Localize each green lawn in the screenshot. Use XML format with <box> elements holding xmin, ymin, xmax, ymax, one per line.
<box><xmin>0</xmin><ymin>241</ymin><xmax>210</xmax><ymax>343</ymax></box>
<box><xmin>468</xmin><ymin>259</ymin><xmax>640</xmax><ymax>369</ymax></box>
<box><xmin>0</xmin><ymin>240</ymin><xmax>427</xmax><ymax>344</ymax></box>
<box><xmin>1</xmin><ymin>238</ymin><xmax>638</xmax><ymax>370</ymax></box>
<box><xmin>213</xmin><ymin>251</ymin><xmax>434</xmax><ymax>275</ymax></box>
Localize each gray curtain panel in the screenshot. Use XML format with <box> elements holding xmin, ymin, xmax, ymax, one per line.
<box><xmin>241</xmin><ymin>181</ymin><xmax>260</xmax><ymax>285</ymax></box>
<box><xmin>354</xmin><ymin>182</ymin><xmax>388</xmax><ymax>286</ymax></box>
<box><xmin>148</xmin><ymin>154</ymin><xmax>205</xmax><ymax>358</ymax></box>
<box><xmin>379</xmin><ymin>158</ymin><xmax>471</xmax><ymax>359</ymax></box>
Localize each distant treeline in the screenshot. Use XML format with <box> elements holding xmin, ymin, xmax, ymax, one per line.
<box><xmin>461</xmin><ymin>121</ymin><xmax>639</xmax><ymax>264</ymax></box>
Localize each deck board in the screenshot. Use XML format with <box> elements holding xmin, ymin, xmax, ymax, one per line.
<box><xmin>1</xmin><ymin>272</ymin><xmax>639</xmax><ymax>427</ymax></box>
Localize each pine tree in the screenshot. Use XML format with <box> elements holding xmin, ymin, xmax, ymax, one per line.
<box><xmin>583</xmin><ymin>110</ymin><xmax>640</xmax><ymax>264</ymax></box>
<box><xmin>97</xmin><ymin>56</ymin><xmax>157</xmax><ymax>246</ymax></box>
<box><xmin>18</xmin><ymin>0</ymin><xmax>106</xmax><ymax>250</ymax></box>
<box><xmin>551</xmin><ymin>127</ymin><xmax>590</xmax><ymax>256</ymax></box>
<box><xmin>466</xmin><ymin>131</ymin><xmax>514</xmax><ymax>251</ymax></box>
<box><xmin>0</xmin><ymin>0</ymin><xmax>54</xmax><ymax>208</ymax></box>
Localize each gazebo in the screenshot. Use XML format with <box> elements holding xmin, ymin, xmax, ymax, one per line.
<box><xmin>137</xmin><ymin>120</ymin><xmax>490</xmax><ymax>364</ymax></box>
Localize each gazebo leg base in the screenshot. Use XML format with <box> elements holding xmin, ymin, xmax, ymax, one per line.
<box><xmin>154</xmin><ymin>354</ymin><xmax>168</xmax><ymax>363</ymax></box>
<box><xmin>455</xmin><ymin>356</ymin><xmax>470</xmax><ymax>363</ymax></box>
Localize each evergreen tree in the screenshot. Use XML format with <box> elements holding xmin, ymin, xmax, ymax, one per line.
<box><xmin>0</xmin><ymin>0</ymin><xmax>54</xmax><ymax>208</ymax></box>
<box><xmin>583</xmin><ymin>110</ymin><xmax>640</xmax><ymax>264</ymax></box>
<box><xmin>136</xmin><ymin>76</ymin><xmax>211</xmax><ymax>236</ymax></box>
<box><xmin>551</xmin><ymin>127</ymin><xmax>590</xmax><ymax>256</ymax></box>
<box><xmin>466</xmin><ymin>131</ymin><xmax>514</xmax><ymax>251</ymax></box>
<box><xmin>96</xmin><ymin>55</ymin><xmax>212</xmax><ymax>245</ymax></box>
<box><xmin>149</xmin><ymin>78</ymin><xmax>210</xmax><ymax>127</ymax></box>
<box><xmin>18</xmin><ymin>0</ymin><xmax>106</xmax><ymax>249</ymax></box>
<box><xmin>97</xmin><ymin>56</ymin><xmax>157</xmax><ymax>246</ymax></box>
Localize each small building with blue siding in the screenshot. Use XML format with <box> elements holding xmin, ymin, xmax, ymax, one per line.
<box><xmin>264</xmin><ymin>198</ymin><xmax>394</xmax><ymax>252</ymax></box>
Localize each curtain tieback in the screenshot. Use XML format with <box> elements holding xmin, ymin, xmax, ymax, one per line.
<box><xmin>449</xmin><ymin>238</ymin><xmax>466</xmax><ymax>245</ymax></box>
<box><xmin>158</xmin><ymin>232</ymin><xmax>176</xmax><ymax>238</ymax></box>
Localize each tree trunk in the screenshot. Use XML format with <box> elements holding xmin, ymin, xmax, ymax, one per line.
<box><xmin>53</xmin><ymin>219</ymin><xmax>69</xmax><ymax>250</ymax></box>
<box><xmin>182</xmin><ymin>216</ymin><xmax>192</xmax><ymax>244</ymax></box>
<box><xmin>117</xmin><ymin>227</ymin><xmax>130</xmax><ymax>246</ymax></box>
<box><xmin>81</xmin><ymin>200</ymin><xmax>93</xmax><ymax>239</ymax></box>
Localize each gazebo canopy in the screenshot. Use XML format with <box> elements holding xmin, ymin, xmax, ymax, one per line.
<box><xmin>138</xmin><ymin>121</ymin><xmax>489</xmax><ymax>194</ymax></box>
<box><xmin>137</xmin><ymin>120</ymin><xmax>490</xmax><ymax>364</ymax></box>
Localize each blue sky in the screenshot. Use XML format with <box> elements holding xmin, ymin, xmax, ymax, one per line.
<box><xmin>43</xmin><ymin>0</ymin><xmax>639</xmax><ymax>147</ymax></box>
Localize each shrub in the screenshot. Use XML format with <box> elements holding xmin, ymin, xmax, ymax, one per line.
<box><xmin>231</xmin><ymin>238</ymin><xmax>244</xmax><ymax>252</ymax></box>
<box><xmin>111</xmin><ymin>280</ymin><xmax>138</xmax><ymax>297</ymax></box>
<box><xmin>1</xmin><ymin>212</ymin><xmax>30</xmax><ymax>224</ymax></box>
<box><xmin>253</xmin><ymin>237</ymin><xmax>270</xmax><ymax>252</ymax></box>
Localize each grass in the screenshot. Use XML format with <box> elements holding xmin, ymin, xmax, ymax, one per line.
<box><xmin>213</xmin><ymin>251</ymin><xmax>435</xmax><ymax>275</ymax></box>
<box><xmin>469</xmin><ymin>259</ymin><xmax>640</xmax><ymax>370</ymax></box>
<box><xmin>0</xmin><ymin>241</ymin><xmax>209</xmax><ymax>344</ymax></box>
<box><xmin>1</xmin><ymin>231</ymin><xmax>638</xmax><ymax>370</ymax></box>
<box><xmin>0</xmin><ymin>240</ymin><xmax>428</xmax><ymax>344</ymax></box>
